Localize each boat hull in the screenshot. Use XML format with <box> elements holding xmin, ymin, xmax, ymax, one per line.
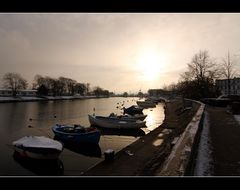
<box><xmin>136</xmin><ymin>101</ymin><xmax>156</xmax><ymax>108</ymax></box>
<box><xmin>52</xmin><ymin>125</ymin><xmax>101</xmax><ymax>144</ymax></box>
<box><xmin>88</xmin><ymin>115</ymin><xmax>146</xmax><ymax>129</ymax></box>
<box><xmin>110</xmin><ymin>114</ymin><xmax>147</xmax><ymax>121</ymax></box>
<box><xmin>12</xmin><ymin>136</ymin><xmax>63</xmax><ymax>160</ymax></box>
<box><xmin>14</xmin><ymin>147</ymin><xmax>62</xmax><ymax>160</ymax></box>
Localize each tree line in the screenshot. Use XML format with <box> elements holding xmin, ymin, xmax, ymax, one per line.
<box><xmin>2</xmin><ymin>50</ymin><xmax>239</xmax><ymax>100</ymax></box>
<box><xmin>1</xmin><ymin>73</ymin><xmax>113</xmax><ymax>97</ymax></box>
<box><xmin>161</xmin><ymin>50</ymin><xmax>239</xmax><ymax>100</ymax></box>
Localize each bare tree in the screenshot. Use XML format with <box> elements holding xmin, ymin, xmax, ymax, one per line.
<box><xmin>32</xmin><ymin>74</ymin><xmax>44</xmax><ymax>89</ymax></box>
<box><xmin>178</xmin><ymin>50</ymin><xmax>220</xmax><ymax>99</ymax></box>
<box><xmin>183</xmin><ymin>50</ymin><xmax>217</xmax><ymax>81</ymax></box>
<box><xmin>220</xmin><ymin>51</ymin><xmax>238</xmax><ymax>95</ymax></box>
<box><xmin>2</xmin><ymin>72</ymin><xmax>28</xmax><ymax>97</ymax></box>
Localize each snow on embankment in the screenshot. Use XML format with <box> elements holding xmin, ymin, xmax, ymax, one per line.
<box><xmin>158</xmin><ymin>100</ymin><xmax>205</xmax><ymax>176</ymax></box>
<box><xmin>194</xmin><ymin>111</ymin><xmax>213</xmax><ymax>176</ymax></box>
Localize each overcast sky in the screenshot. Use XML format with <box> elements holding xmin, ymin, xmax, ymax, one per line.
<box><xmin>0</xmin><ymin>13</ymin><xmax>240</xmax><ymax>93</ymax></box>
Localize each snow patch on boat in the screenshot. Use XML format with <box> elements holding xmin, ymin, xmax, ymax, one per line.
<box><xmin>13</xmin><ymin>136</ymin><xmax>63</xmax><ymax>151</ymax></box>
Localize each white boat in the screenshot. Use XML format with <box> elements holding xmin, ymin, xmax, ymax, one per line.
<box><xmin>12</xmin><ymin>136</ymin><xmax>63</xmax><ymax>160</ymax></box>
<box><xmin>88</xmin><ymin>115</ymin><xmax>146</xmax><ymax>129</ymax></box>
<box><xmin>108</xmin><ymin>113</ymin><xmax>147</xmax><ymax>121</ymax></box>
<box><xmin>136</xmin><ymin>100</ymin><xmax>156</xmax><ymax>108</ymax></box>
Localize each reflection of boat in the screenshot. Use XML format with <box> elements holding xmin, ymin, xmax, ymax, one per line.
<box><xmin>54</xmin><ymin>136</ymin><xmax>102</xmax><ymax>158</ymax></box>
<box><xmin>123</xmin><ymin>105</ymin><xmax>144</xmax><ymax>115</ymax></box>
<box><xmin>12</xmin><ymin>136</ymin><xmax>63</xmax><ymax>160</ymax></box>
<box><xmin>52</xmin><ymin>124</ymin><xmax>101</xmax><ymax>144</ymax></box>
<box><xmin>97</xmin><ymin>127</ymin><xmax>146</xmax><ymax>137</ymax></box>
<box><xmin>13</xmin><ymin>151</ymin><xmax>64</xmax><ymax>176</ymax></box>
<box><xmin>88</xmin><ymin>115</ymin><xmax>146</xmax><ymax>129</ymax></box>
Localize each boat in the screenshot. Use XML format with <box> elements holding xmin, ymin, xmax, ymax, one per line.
<box><xmin>108</xmin><ymin>113</ymin><xmax>147</xmax><ymax>121</ymax></box>
<box><xmin>52</xmin><ymin>124</ymin><xmax>101</xmax><ymax>144</ymax></box>
<box><xmin>12</xmin><ymin>136</ymin><xmax>63</xmax><ymax>160</ymax></box>
<box><xmin>136</xmin><ymin>100</ymin><xmax>156</xmax><ymax>108</ymax></box>
<box><xmin>88</xmin><ymin>115</ymin><xmax>146</xmax><ymax>129</ymax></box>
<box><xmin>123</xmin><ymin>105</ymin><xmax>144</xmax><ymax>115</ymax></box>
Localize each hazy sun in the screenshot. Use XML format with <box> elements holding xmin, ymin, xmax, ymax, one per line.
<box><xmin>137</xmin><ymin>49</ymin><xmax>166</xmax><ymax>81</ymax></box>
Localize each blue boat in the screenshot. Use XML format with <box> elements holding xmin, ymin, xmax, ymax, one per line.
<box><xmin>52</xmin><ymin>124</ymin><xmax>101</xmax><ymax>144</ymax></box>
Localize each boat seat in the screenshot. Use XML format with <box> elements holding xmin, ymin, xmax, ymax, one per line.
<box><xmin>74</xmin><ymin>124</ymin><xmax>86</xmax><ymax>132</ymax></box>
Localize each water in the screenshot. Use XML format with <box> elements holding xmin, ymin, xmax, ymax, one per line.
<box><xmin>0</xmin><ymin>97</ymin><xmax>164</xmax><ymax>176</ymax></box>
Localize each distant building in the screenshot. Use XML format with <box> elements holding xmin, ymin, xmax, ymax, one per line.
<box><xmin>0</xmin><ymin>89</ymin><xmax>37</xmax><ymax>97</ymax></box>
<box><xmin>148</xmin><ymin>89</ymin><xmax>174</xmax><ymax>97</ymax></box>
<box><xmin>216</xmin><ymin>78</ymin><xmax>240</xmax><ymax>95</ymax></box>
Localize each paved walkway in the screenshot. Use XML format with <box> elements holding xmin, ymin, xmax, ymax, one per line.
<box><xmin>206</xmin><ymin>105</ymin><xmax>240</xmax><ymax>176</ymax></box>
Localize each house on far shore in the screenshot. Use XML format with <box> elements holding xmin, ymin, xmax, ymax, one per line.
<box><xmin>0</xmin><ymin>89</ymin><xmax>37</xmax><ymax>97</ymax></box>
<box><xmin>148</xmin><ymin>89</ymin><xmax>177</xmax><ymax>99</ymax></box>
<box><xmin>216</xmin><ymin>78</ymin><xmax>240</xmax><ymax>95</ymax></box>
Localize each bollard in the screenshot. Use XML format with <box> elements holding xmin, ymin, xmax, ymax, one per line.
<box><xmin>104</xmin><ymin>149</ymin><xmax>115</xmax><ymax>162</ymax></box>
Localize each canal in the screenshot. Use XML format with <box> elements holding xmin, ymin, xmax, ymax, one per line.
<box><xmin>0</xmin><ymin>97</ymin><xmax>165</xmax><ymax>175</ymax></box>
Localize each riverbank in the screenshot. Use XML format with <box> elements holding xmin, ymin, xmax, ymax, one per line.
<box><xmin>0</xmin><ymin>95</ymin><xmax>109</xmax><ymax>103</ymax></box>
<box><xmin>82</xmin><ymin>99</ymin><xmax>200</xmax><ymax>176</ymax></box>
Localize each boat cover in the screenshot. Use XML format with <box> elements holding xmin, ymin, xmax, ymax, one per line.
<box><xmin>13</xmin><ymin>136</ymin><xmax>63</xmax><ymax>151</ymax></box>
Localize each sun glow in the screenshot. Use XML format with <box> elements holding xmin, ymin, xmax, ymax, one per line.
<box><xmin>137</xmin><ymin>49</ymin><xmax>166</xmax><ymax>81</ymax></box>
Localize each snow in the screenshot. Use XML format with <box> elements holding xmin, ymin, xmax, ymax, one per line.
<box><xmin>234</xmin><ymin>115</ymin><xmax>240</xmax><ymax>126</ymax></box>
<box><xmin>194</xmin><ymin>111</ymin><xmax>213</xmax><ymax>176</ymax></box>
<box><xmin>13</xmin><ymin>136</ymin><xmax>63</xmax><ymax>151</ymax></box>
<box><xmin>159</xmin><ymin>103</ymin><xmax>205</xmax><ymax>175</ymax></box>
<box><xmin>0</xmin><ymin>97</ymin><xmax>19</xmax><ymax>100</ymax></box>
<box><xmin>20</xmin><ymin>97</ymin><xmax>43</xmax><ymax>100</ymax></box>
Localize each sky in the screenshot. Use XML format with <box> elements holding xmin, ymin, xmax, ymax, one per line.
<box><xmin>0</xmin><ymin>13</ymin><xmax>240</xmax><ymax>93</ymax></box>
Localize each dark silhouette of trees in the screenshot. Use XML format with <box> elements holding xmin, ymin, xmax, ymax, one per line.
<box><xmin>178</xmin><ymin>50</ymin><xmax>220</xmax><ymax>100</ymax></box>
<box><xmin>103</xmin><ymin>90</ymin><xmax>110</xmax><ymax>97</ymax></box>
<box><xmin>93</xmin><ymin>87</ymin><xmax>103</xmax><ymax>97</ymax></box>
<box><xmin>86</xmin><ymin>83</ymin><xmax>90</xmax><ymax>95</ymax></box>
<box><xmin>59</xmin><ymin>77</ymin><xmax>77</xmax><ymax>96</ymax></box>
<box><xmin>93</xmin><ymin>86</ymin><xmax>109</xmax><ymax>97</ymax></box>
<box><xmin>123</xmin><ymin>92</ymin><xmax>128</xmax><ymax>97</ymax></box>
<box><xmin>33</xmin><ymin>75</ymin><xmax>55</xmax><ymax>95</ymax></box>
<box><xmin>2</xmin><ymin>72</ymin><xmax>28</xmax><ymax>97</ymax></box>
<box><xmin>74</xmin><ymin>83</ymin><xmax>87</xmax><ymax>95</ymax></box>
<box><xmin>2</xmin><ymin>73</ymin><xmax>111</xmax><ymax>97</ymax></box>
<box><xmin>37</xmin><ymin>84</ymin><xmax>49</xmax><ymax>96</ymax></box>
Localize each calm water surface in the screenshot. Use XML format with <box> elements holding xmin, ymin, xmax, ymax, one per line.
<box><xmin>0</xmin><ymin>97</ymin><xmax>164</xmax><ymax>175</ymax></box>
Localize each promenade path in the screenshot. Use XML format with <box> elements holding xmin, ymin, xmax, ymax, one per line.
<box><xmin>206</xmin><ymin>105</ymin><xmax>240</xmax><ymax>176</ymax></box>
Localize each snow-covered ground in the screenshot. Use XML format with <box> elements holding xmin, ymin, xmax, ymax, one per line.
<box><xmin>20</xmin><ymin>97</ymin><xmax>44</xmax><ymax>100</ymax></box>
<box><xmin>0</xmin><ymin>96</ymin><xmax>44</xmax><ymax>101</ymax></box>
<box><xmin>194</xmin><ymin>111</ymin><xmax>213</xmax><ymax>176</ymax></box>
<box><xmin>0</xmin><ymin>97</ymin><xmax>20</xmax><ymax>100</ymax></box>
<box><xmin>234</xmin><ymin>115</ymin><xmax>240</xmax><ymax>126</ymax></box>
